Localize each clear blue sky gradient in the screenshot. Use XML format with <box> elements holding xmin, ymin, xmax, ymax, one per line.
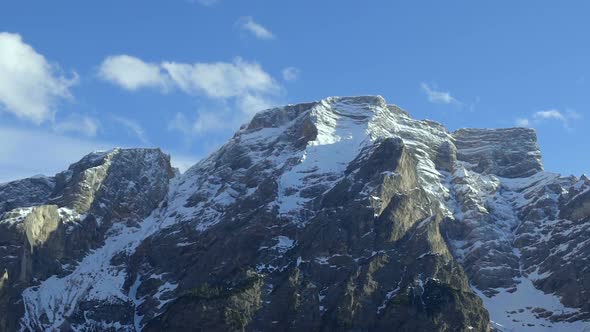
<box><xmin>1</xmin><ymin>1</ymin><xmax>589</xmax><ymax>179</ymax></box>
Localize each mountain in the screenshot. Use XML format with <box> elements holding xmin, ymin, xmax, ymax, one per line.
<box><xmin>1</xmin><ymin>96</ymin><xmax>589</xmax><ymax>332</ymax></box>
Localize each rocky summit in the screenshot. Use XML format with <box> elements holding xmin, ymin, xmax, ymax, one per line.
<box><xmin>1</xmin><ymin>96</ymin><xmax>589</xmax><ymax>332</ymax></box>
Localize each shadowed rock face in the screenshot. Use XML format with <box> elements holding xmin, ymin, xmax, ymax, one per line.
<box><xmin>0</xmin><ymin>148</ymin><xmax>174</xmax><ymax>332</ymax></box>
<box><xmin>0</xmin><ymin>177</ymin><xmax>54</xmax><ymax>215</ymax></box>
<box><xmin>1</xmin><ymin>96</ymin><xmax>589</xmax><ymax>332</ymax></box>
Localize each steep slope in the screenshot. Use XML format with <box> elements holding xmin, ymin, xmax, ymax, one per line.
<box><xmin>0</xmin><ymin>96</ymin><xmax>589</xmax><ymax>331</ymax></box>
<box><xmin>445</xmin><ymin>129</ymin><xmax>590</xmax><ymax>331</ymax></box>
<box><xmin>0</xmin><ymin>148</ymin><xmax>174</xmax><ymax>331</ymax></box>
<box><xmin>133</xmin><ymin>96</ymin><xmax>487</xmax><ymax>332</ymax></box>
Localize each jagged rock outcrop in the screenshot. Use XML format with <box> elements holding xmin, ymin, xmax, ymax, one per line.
<box><xmin>0</xmin><ymin>96</ymin><xmax>589</xmax><ymax>331</ymax></box>
<box><xmin>0</xmin><ymin>148</ymin><xmax>174</xmax><ymax>332</ymax></box>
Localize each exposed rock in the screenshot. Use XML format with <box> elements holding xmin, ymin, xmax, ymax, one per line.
<box><xmin>0</xmin><ymin>148</ymin><xmax>174</xmax><ymax>332</ymax></box>
<box><xmin>0</xmin><ymin>177</ymin><xmax>54</xmax><ymax>215</ymax></box>
<box><xmin>559</xmin><ymin>186</ymin><xmax>590</xmax><ymax>221</ymax></box>
<box><xmin>453</xmin><ymin>128</ymin><xmax>543</xmax><ymax>178</ymax></box>
<box><xmin>22</xmin><ymin>205</ymin><xmax>60</xmax><ymax>253</ymax></box>
<box><xmin>124</xmin><ymin>96</ymin><xmax>490</xmax><ymax>332</ymax></box>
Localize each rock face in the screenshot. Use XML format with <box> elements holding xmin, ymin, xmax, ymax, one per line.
<box><xmin>0</xmin><ymin>96</ymin><xmax>589</xmax><ymax>331</ymax></box>
<box><xmin>0</xmin><ymin>148</ymin><xmax>174</xmax><ymax>332</ymax></box>
<box><xmin>0</xmin><ymin>177</ymin><xmax>54</xmax><ymax>215</ymax></box>
<box><xmin>453</xmin><ymin>128</ymin><xmax>543</xmax><ymax>178</ymax></box>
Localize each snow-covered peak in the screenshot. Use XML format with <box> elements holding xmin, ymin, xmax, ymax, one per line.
<box><xmin>6</xmin><ymin>96</ymin><xmax>590</xmax><ymax>331</ymax></box>
<box><xmin>246</xmin><ymin>95</ymin><xmax>386</xmax><ymax>127</ymax></box>
<box><xmin>177</xmin><ymin>96</ymin><xmax>554</xmax><ymax>230</ymax></box>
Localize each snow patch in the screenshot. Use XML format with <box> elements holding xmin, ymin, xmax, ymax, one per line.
<box><xmin>277</xmin><ymin>99</ymin><xmax>372</xmax><ymax>219</ymax></box>
<box><xmin>474</xmin><ymin>278</ymin><xmax>589</xmax><ymax>331</ymax></box>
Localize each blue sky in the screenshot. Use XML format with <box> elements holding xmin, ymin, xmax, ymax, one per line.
<box><xmin>1</xmin><ymin>1</ymin><xmax>589</xmax><ymax>182</ymax></box>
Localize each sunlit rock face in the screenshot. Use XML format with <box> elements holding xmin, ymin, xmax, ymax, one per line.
<box><xmin>1</xmin><ymin>96</ymin><xmax>589</xmax><ymax>332</ymax></box>
<box><xmin>453</xmin><ymin>127</ymin><xmax>543</xmax><ymax>178</ymax></box>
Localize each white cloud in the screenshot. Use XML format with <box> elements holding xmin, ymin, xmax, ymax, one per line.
<box><xmin>533</xmin><ymin>109</ymin><xmax>565</xmax><ymax>121</ymax></box>
<box><xmin>111</xmin><ymin>115</ymin><xmax>149</xmax><ymax>144</ymax></box>
<box><xmin>517</xmin><ymin>109</ymin><xmax>582</xmax><ymax>130</ymax></box>
<box><xmin>98</xmin><ymin>55</ymin><xmax>169</xmax><ymax>91</ymax></box>
<box><xmin>0</xmin><ymin>32</ymin><xmax>78</xmax><ymax>124</ymax></box>
<box><xmin>236</xmin><ymin>16</ymin><xmax>275</xmax><ymax>40</ymax></box>
<box><xmin>53</xmin><ymin>115</ymin><xmax>100</xmax><ymax>137</ymax></box>
<box><xmin>420</xmin><ymin>83</ymin><xmax>459</xmax><ymax>104</ymax></box>
<box><xmin>282</xmin><ymin>67</ymin><xmax>300</xmax><ymax>82</ymax></box>
<box><xmin>100</xmin><ymin>55</ymin><xmax>282</xmax><ymax>137</ymax></box>
<box><xmin>100</xmin><ymin>56</ymin><xmax>280</xmax><ymax>101</ymax></box>
<box><xmin>162</xmin><ymin>57</ymin><xmax>278</xmax><ymax>98</ymax></box>
<box><xmin>162</xmin><ymin>58</ymin><xmax>280</xmax><ymax>133</ymax></box>
<box><xmin>515</xmin><ymin>118</ymin><xmax>530</xmax><ymax>127</ymax></box>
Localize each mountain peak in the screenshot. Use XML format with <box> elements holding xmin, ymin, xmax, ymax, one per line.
<box><xmin>244</xmin><ymin>95</ymin><xmax>387</xmax><ymax>132</ymax></box>
<box><xmin>2</xmin><ymin>97</ymin><xmax>589</xmax><ymax>332</ymax></box>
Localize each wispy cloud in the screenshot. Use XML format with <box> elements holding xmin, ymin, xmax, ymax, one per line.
<box><xmin>53</xmin><ymin>115</ymin><xmax>100</xmax><ymax>137</ymax></box>
<box><xmin>0</xmin><ymin>32</ymin><xmax>78</xmax><ymax>124</ymax></box>
<box><xmin>516</xmin><ymin>109</ymin><xmax>581</xmax><ymax>130</ymax></box>
<box><xmin>533</xmin><ymin>109</ymin><xmax>566</xmax><ymax>122</ymax></box>
<box><xmin>515</xmin><ymin>118</ymin><xmax>530</xmax><ymax>127</ymax></box>
<box><xmin>167</xmin><ymin>95</ymin><xmax>277</xmax><ymax>140</ymax></box>
<box><xmin>111</xmin><ymin>115</ymin><xmax>149</xmax><ymax>144</ymax></box>
<box><xmin>169</xmin><ymin>154</ymin><xmax>201</xmax><ymax>173</ymax></box>
<box><xmin>420</xmin><ymin>82</ymin><xmax>459</xmax><ymax>105</ymax></box>
<box><xmin>168</xmin><ymin>110</ymin><xmax>235</xmax><ymax>137</ymax></box>
<box><xmin>236</xmin><ymin>16</ymin><xmax>275</xmax><ymax>40</ymax></box>
<box><xmin>192</xmin><ymin>0</ymin><xmax>219</xmax><ymax>6</ymax></box>
<box><xmin>0</xmin><ymin>126</ymin><xmax>111</xmax><ymax>182</ymax></box>
<box><xmin>0</xmin><ymin>125</ymin><xmax>200</xmax><ymax>182</ymax></box>
<box><xmin>167</xmin><ymin>112</ymin><xmax>192</xmax><ymax>137</ymax></box>
<box><xmin>282</xmin><ymin>67</ymin><xmax>300</xmax><ymax>82</ymax></box>
<box><xmin>167</xmin><ymin>92</ymin><xmax>276</xmax><ymax>139</ymax></box>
